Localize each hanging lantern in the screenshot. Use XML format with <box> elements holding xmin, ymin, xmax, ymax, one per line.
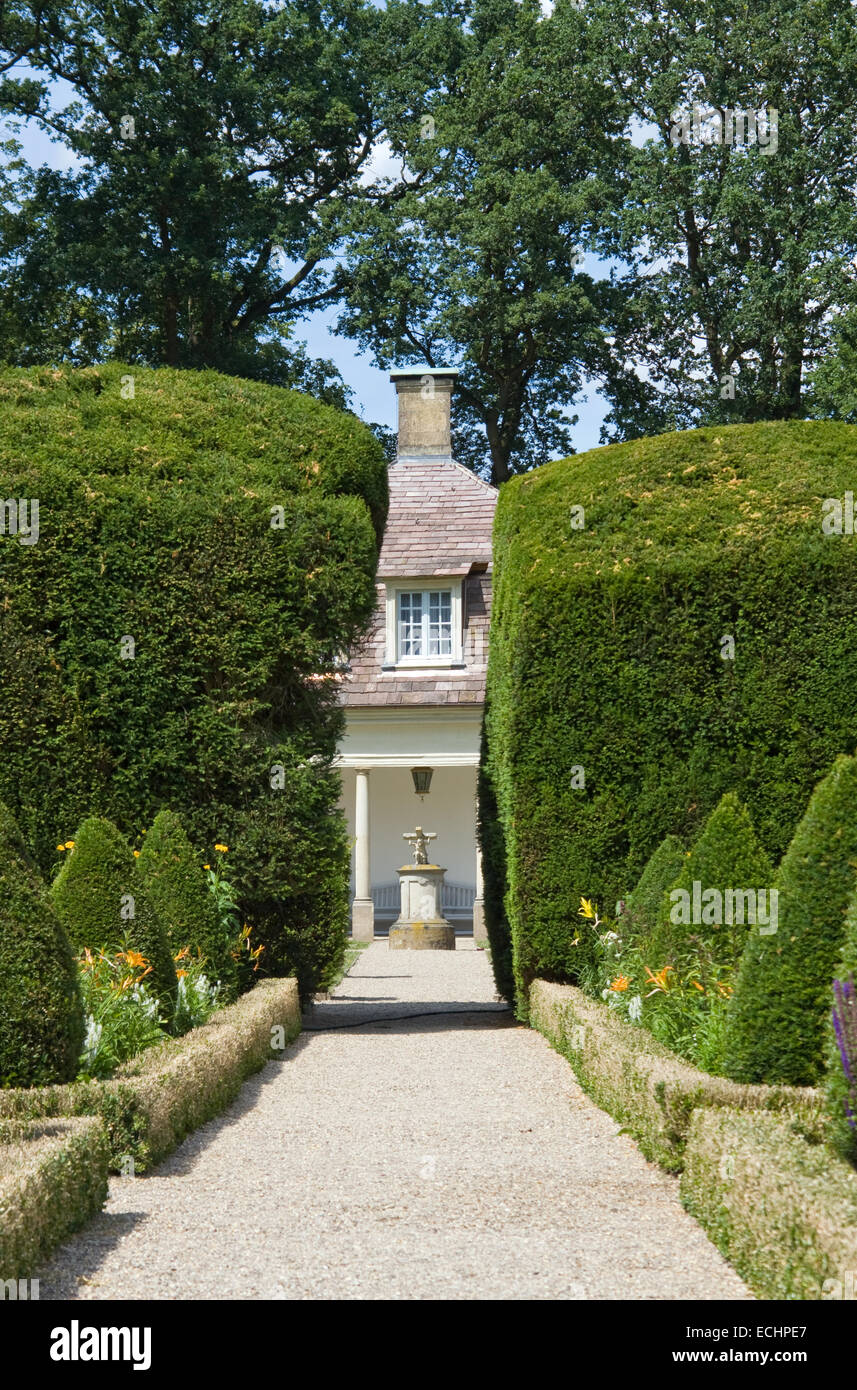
<box><xmin>411</xmin><ymin>767</ymin><xmax>433</xmax><ymax>798</ymax></box>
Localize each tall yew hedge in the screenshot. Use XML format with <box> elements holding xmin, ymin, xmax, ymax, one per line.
<box><xmin>0</xmin><ymin>364</ymin><xmax>387</xmax><ymax>997</ymax></box>
<box><xmin>481</xmin><ymin>420</ymin><xmax>857</xmax><ymax>1015</ymax></box>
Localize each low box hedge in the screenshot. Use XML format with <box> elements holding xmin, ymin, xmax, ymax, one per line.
<box><xmin>681</xmin><ymin>1107</ymin><xmax>857</xmax><ymax>1300</ymax></box>
<box><xmin>0</xmin><ymin>1116</ymin><xmax>109</xmax><ymax>1281</ymax></box>
<box><xmin>0</xmin><ymin>978</ymin><xmax>300</xmax><ymax>1172</ymax></box>
<box><xmin>530</xmin><ymin>979</ymin><xmax>821</xmax><ymax>1170</ymax></box>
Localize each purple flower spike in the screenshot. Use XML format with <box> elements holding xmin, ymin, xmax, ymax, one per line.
<box><xmin>832</xmin><ymin>974</ymin><xmax>857</xmax><ymax>1131</ymax></box>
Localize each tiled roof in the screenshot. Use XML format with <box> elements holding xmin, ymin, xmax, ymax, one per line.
<box><xmin>377</xmin><ymin>456</ymin><xmax>497</xmax><ymax>577</ymax></box>
<box><xmin>341</xmin><ymin>455</ymin><xmax>497</xmax><ymax>708</ymax></box>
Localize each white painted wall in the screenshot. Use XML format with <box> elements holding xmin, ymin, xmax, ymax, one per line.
<box><xmin>337</xmin><ymin>707</ymin><xmax>481</xmax><ymax>767</ymax></box>
<box><xmin>338</xmin><ymin>764</ymin><xmax>479</xmax><ymax>895</ymax></box>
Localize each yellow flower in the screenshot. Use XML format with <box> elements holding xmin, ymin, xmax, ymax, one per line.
<box><xmin>65</xmin><ymin>840</ymin><xmax>75</xmax><ymax>849</ymax></box>
<box><xmin>214</xmin><ymin>843</ymin><xmax>228</xmax><ymax>853</ymax></box>
<box><xmin>57</xmin><ymin>843</ymin><xmax>66</xmax><ymax>852</ymax></box>
<box><xmin>203</xmin><ymin>863</ymin><xmax>211</xmax><ymax>870</ymax></box>
<box><xmin>578</xmin><ymin>897</ymin><xmax>597</xmax><ymax>920</ymax></box>
<box><xmin>609</xmin><ymin>975</ymin><xmax>630</xmax><ymax>992</ymax></box>
<box><xmin>133</xmin><ymin>850</ymin><xmax>140</xmax><ymax>858</ymax></box>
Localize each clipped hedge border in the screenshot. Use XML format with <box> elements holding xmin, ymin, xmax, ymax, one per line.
<box><xmin>0</xmin><ymin>979</ymin><xmax>300</xmax><ymax>1172</ymax></box>
<box><xmin>530</xmin><ymin>980</ymin><xmax>821</xmax><ymax>1170</ymax></box>
<box><xmin>0</xmin><ymin>1117</ymin><xmax>109</xmax><ymax>1281</ymax></box>
<box><xmin>681</xmin><ymin>1108</ymin><xmax>857</xmax><ymax>1300</ymax></box>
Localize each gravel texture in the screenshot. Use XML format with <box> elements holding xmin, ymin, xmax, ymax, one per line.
<box><xmin>37</xmin><ymin>942</ymin><xmax>750</xmax><ymax>1300</ymax></box>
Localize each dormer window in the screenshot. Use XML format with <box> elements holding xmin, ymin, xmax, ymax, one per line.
<box><xmin>398</xmin><ymin>589</ymin><xmax>452</xmax><ymax>658</ymax></box>
<box><xmin>382</xmin><ymin>577</ymin><xmax>464</xmax><ymax>668</ymax></box>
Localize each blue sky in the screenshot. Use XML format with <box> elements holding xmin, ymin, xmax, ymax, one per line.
<box><xmin>2</xmin><ymin>72</ymin><xmax>611</xmax><ymax>453</ymax></box>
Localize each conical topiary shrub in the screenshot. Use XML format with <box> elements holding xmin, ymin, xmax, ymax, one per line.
<box><xmin>621</xmin><ymin>835</ymin><xmax>686</xmax><ymax>947</ymax></box>
<box><xmin>0</xmin><ymin>802</ymin><xmax>84</xmax><ymax>1086</ymax></box>
<box><xmin>724</xmin><ymin>754</ymin><xmax>857</xmax><ymax>1086</ymax></box>
<box><xmin>52</xmin><ymin>816</ymin><xmax>177</xmax><ymax>1018</ymax></box>
<box><xmin>137</xmin><ymin>809</ymin><xmax>236</xmax><ymax>1000</ymax></box>
<box><xmin>648</xmin><ymin>794</ymin><xmax>772</xmax><ymax>969</ymax></box>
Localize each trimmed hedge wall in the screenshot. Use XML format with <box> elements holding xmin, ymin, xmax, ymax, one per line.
<box><xmin>482</xmin><ymin>420</ymin><xmax>857</xmax><ymax>1013</ymax></box>
<box><xmin>681</xmin><ymin>1108</ymin><xmax>857</xmax><ymax>1300</ymax></box>
<box><xmin>0</xmin><ymin>1117</ymin><xmax>109</xmax><ymax>1280</ymax></box>
<box><xmin>0</xmin><ymin>977</ymin><xmax>301</xmax><ymax>1171</ymax></box>
<box><xmin>0</xmin><ymin>364</ymin><xmax>387</xmax><ymax>996</ymax></box>
<box><xmin>529</xmin><ymin>978</ymin><xmax>822</xmax><ymax>1171</ymax></box>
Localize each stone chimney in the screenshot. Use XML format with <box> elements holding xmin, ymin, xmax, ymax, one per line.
<box><xmin>390</xmin><ymin>367</ymin><xmax>459</xmax><ymax>460</ymax></box>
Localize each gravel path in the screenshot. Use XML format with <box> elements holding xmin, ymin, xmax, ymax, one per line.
<box><xmin>38</xmin><ymin>942</ymin><xmax>750</xmax><ymax>1300</ymax></box>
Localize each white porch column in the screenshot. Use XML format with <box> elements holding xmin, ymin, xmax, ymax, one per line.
<box><xmin>351</xmin><ymin>768</ymin><xmax>374</xmax><ymax>940</ymax></box>
<box><xmin>473</xmin><ymin>839</ymin><xmax>487</xmax><ymax>945</ymax></box>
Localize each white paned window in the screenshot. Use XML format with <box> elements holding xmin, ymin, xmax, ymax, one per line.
<box><xmin>397</xmin><ymin>589</ymin><xmax>452</xmax><ymax>659</ymax></box>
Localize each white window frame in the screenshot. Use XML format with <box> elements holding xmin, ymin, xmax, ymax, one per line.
<box><xmin>383</xmin><ymin>578</ymin><xmax>464</xmax><ymax>668</ymax></box>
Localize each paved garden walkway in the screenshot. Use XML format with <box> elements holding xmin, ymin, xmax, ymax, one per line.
<box><xmin>39</xmin><ymin>942</ymin><xmax>750</xmax><ymax>1300</ymax></box>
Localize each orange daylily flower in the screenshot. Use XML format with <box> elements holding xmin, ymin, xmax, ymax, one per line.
<box><xmin>644</xmin><ymin>965</ymin><xmax>674</xmax><ymax>995</ymax></box>
<box><xmin>609</xmin><ymin>975</ymin><xmax>631</xmax><ymax>992</ymax></box>
<box><xmin>120</xmin><ymin>949</ymin><xmax>148</xmax><ymax>969</ymax></box>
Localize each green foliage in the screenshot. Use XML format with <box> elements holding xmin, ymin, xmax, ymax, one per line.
<box><xmin>137</xmin><ymin>810</ymin><xmax>236</xmax><ymax>1000</ymax></box>
<box><xmin>0</xmin><ymin>364</ymin><xmax>386</xmax><ymax>996</ymax></box>
<box><xmin>620</xmin><ymin>834</ymin><xmax>685</xmax><ymax>945</ymax></box>
<box><xmin>52</xmin><ymin>817</ymin><xmax>178</xmax><ymax>1019</ymax></box>
<box><xmin>725</xmin><ymin>754</ymin><xmax>857</xmax><ymax>1086</ymax></box>
<box><xmin>0</xmin><ymin>802</ymin><xmax>84</xmax><ymax>1087</ymax></box>
<box><xmin>649</xmin><ymin>794</ymin><xmax>772</xmax><ymax>968</ymax></box>
<box><xmin>481</xmin><ymin>419</ymin><xmax>857</xmax><ymax>1018</ymax></box>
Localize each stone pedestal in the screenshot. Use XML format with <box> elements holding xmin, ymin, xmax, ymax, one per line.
<box><xmin>351</xmin><ymin>898</ymin><xmax>375</xmax><ymax>941</ymax></box>
<box><xmin>389</xmin><ymin>865</ymin><xmax>455</xmax><ymax>950</ymax></box>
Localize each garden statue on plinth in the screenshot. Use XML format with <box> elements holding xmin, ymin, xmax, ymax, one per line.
<box><xmin>389</xmin><ymin>826</ymin><xmax>455</xmax><ymax>950</ymax></box>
